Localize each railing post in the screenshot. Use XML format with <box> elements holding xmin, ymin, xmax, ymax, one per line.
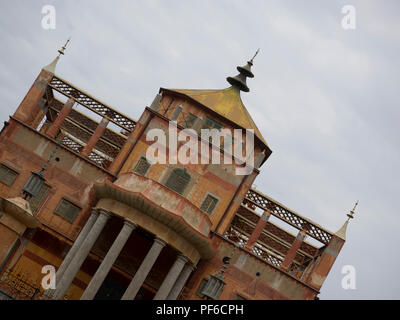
<box><xmin>81</xmin><ymin>117</ymin><xmax>109</xmax><ymax>157</ymax></box>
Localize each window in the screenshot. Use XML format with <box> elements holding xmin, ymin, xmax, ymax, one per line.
<box><xmin>201</xmin><ymin>117</ymin><xmax>223</xmax><ymax>131</ymax></box>
<box><xmin>196</xmin><ymin>279</ymin><xmax>208</xmax><ymax>298</ymax></box>
<box><xmin>54</xmin><ymin>199</ymin><xmax>81</xmax><ymax>223</ymax></box>
<box><xmin>165</xmin><ymin>168</ymin><xmax>191</xmax><ymax>195</ymax></box>
<box><xmin>200</xmin><ymin>194</ymin><xmax>219</xmax><ymax>215</ymax></box>
<box><xmin>182</xmin><ymin>113</ymin><xmax>198</xmax><ymax>129</ymax></box>
<box><xmin>0</xmin><ymin>164</ymin><xmax>18</xmax><ymax>186</ymax></box>
<box><xmin>28</xmin><ymin>184</ymin><xmax>50</xmax><ymax>212</ymax></box>
<box><xmin>133</xmin><ymin>157</ymin><xmax>151</xmax><ymax>176</ymax></box>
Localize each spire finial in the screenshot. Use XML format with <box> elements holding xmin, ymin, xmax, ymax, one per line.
<box><xmin>347</xmin><ymin>200</ymin><xmax>358</xmax><ymax>221</ymax></box>
<box><xmin>43</xmin><ymin>38</ymin><xmax>71</xmax><ymax>74</ymax></box>
<box><xmin>227</xmin><ymin>49</ymin><xmax>260</xmax><ymax>93</ymax></box>
<box><xmin>335</xmin><ymin>201</ymin><xmax>359</xmax><ymax>240</ymax></box>
<box><xmin>250</xmin><ymin>48</ymin><xmax>260</xmax><ymax>64</ymax></box>
<box><xmin>58</xmin><ymin>38</ymin><xmax>71</xmax><ymax>57</ymax></box>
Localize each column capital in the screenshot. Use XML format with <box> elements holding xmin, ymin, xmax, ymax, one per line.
<box><xmin>185</xmin><ymin>263</ymin><xmax>196</xmax><ymax>272</ymax></box>
<box><xmin>154</xmin><ymin>237</ymin><xmax>167</xmax><ymax>247</ymax></box>
<box><xmin>123</xmin><ymin>220</ymin><xmax>137</xmax><ymax>229</ymax></box>
<box><xmin>98</xmin><ymin>209</ymin><xmax>113</xmax><ymax>219</ymax></box>
<box><xmin>177</xmin><ymin>254</ymin><xmax>189</xmax><ymax>264</ymax></box>
<box><xmin>90</xmin><ymin>208</ymin><xmax>100</xmax><ymax>217</ymax></box>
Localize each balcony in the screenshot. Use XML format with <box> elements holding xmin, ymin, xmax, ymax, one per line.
<box><xmin>94</xmin><ymin>172</ymin><xmax>214</xmax><ymax>260</ymax></box>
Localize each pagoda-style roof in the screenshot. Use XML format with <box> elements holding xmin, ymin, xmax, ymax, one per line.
<box><xmin>163</xmin><ymin>86</ymin><xmax>269</xmax><ymax>148</ymax></box>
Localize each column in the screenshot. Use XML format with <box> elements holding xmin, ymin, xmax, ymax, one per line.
<box><xmin>153</xmin><ymin>254</ymin><xmax>188</xmax><ymax>300</ymax></box>
<box><xmin>281</xmin><ymin>230</ymin><xmax>307</xmax><ymax>272</ymax></box>
<box><xmin>121</xmin><ymin>237</ymin><xmax>166</xmax><ymax>300</ymax></box>
<box><xmin>43</xmin><ymin>209</ymin><xmax>99</xmax><ymax>299</ymax></box>
<box><xmin>80</xmin><ymin>220</ymin><xmax>137</xmax><ymax>300</ymax></box>
<box><xmin>53</xmin><ymin>210</ymin><xmax>111</xmax><ymax>299</ymax></box>
<box><xmin>306</xmin><ymin>234</ymin><xmax>346</xmax><ymax>290</ymax></box>
<box><xmin>46</xmin><ymin>97</ymin><xmax>75</xmax><ymax>138</ymax></box>
<box><xmin>81</xmin><ymin>117</ymin><xmax>109</xmax><ymax>157</ymax></box>
<box><xmin>245</xmin><ymin>210</ymin><xmax>271</xmax><ymax>251</ymax></box>
<box><xmin>166</xmin><ymin>263</ymin><xmax>195</xmax><ymax>300</ymax></box>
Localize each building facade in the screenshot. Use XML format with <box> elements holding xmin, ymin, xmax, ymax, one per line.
<box><xmin>0</xmin><ymin>45</ymin><xmax>350</xmax><ymax>300</ymax></box>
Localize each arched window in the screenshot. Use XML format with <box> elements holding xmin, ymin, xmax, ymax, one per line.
<box><xmin>165</xmin><ymin>168</ymin><xmax>191</xmax><ymax>195</ymax></box>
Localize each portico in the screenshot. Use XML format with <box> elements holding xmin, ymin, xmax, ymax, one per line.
<box><xmin>50</xmin><ymin>175</ymin><xmax>213</xmax><ymax>300</ymax></box>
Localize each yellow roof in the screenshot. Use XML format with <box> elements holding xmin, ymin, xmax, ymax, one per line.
<box><xmin>165</xmin><ymin>86</ymin><xmax>268</xmax><ymax>147</ymax></box>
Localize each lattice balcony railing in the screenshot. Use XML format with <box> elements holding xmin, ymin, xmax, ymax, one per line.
<box><xmin>49</xmin><ymin>98</ymin><xmax>127</xmax><ymax>147</ymax></box>
<box><xmin>223</xmin><ymin>226</ymin><xmax>286</xmax><ymax>269</ymax></box>
<box><xmin>49</xmin><ymin>75</ymin><xmax>136</xmax><ymax>133</ymax></box>
<box><xmin>251</xmin><ymin>243</ymin><xmax>284</xmax><ymax>268</ymax></box>
<box><xmin>59</xmin><ymin>134</ymin><xmax>83</xmax><ymax>153</ymax></box>
<box><xmin>230</xmin><ymin>213</ymin><xmax>308</xmax><ymax>265</ymax></box>
<box><xmin>58</xmin><ymin>134</ymin><xmax>112</xmax><ymax>170</ymax></box>
<box><xmin>245</xmin><ymin>189</ymin><xmax>333</xmax><ymax>244</ymax></box>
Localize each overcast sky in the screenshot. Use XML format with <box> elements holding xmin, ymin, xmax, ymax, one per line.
<box><xmin>0</xmin><ymin>0</ymin><xmax>399</xmax><ymax>299</ymax></box>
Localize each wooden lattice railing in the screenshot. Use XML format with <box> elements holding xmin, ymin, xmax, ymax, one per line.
<box><xmin>245</xmin><ymin>189</ymin><xmax>333</xmax><ymax>244</ymax></box>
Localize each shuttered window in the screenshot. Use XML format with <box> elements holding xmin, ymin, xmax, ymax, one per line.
<box><xmin>201</xmin><ymin>117</ymin><xmax>223</xmax><ymax>131</ymax></box>
<box><xmin>182</xmin><ymin>113</ymin><xmax>198</xmax><ymax>129</ymax></box>
<box><xmin>133</xmin><ymin>157</ymin><xmax>151</xmax><ymax>176</ymax></box>
<box><xmin>0</xmin><ymin>164</ymin><xmax>18</xmax><ymax>186</ymax></box>
<box><xmin>200</xmin><ymin>194</ymin><xmax>219</xmax><ymax>215</ymax></box>
<box><xmin>54</xmin><ymin>199</ymin><xmax>81</xmax><ymax>223</ymax></box>
<box><xmin>165</xmin><ymin>168</ymin><xmax>191</xmax><ymax>195</ymax></box>
<box><xmin>28</xmin><ymin>184</ymin><xmax>50</xmax><ymax>212</ymax></box>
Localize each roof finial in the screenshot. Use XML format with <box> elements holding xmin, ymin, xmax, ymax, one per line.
<box><xmin>58</xmin><ymin>38</ymin><xmax>71</xmax><ymax>57</ymax></box>
<box><xmin>335</xmin><ymin>201</ymin><xmax>359</xmax><ymax>240</ymax></box>
<box><xmin>347</xmin><ymin>200</ymin><xmax>358</xmax><ymax>221</ymax></box>
<box><xmin>43</xmin><ymin>38</ymin><xmax>71</xmax><ymax>74</ymax></box>
<box><xmin>227</xmin><ymin>49</ymin><xmax>260</xmax><ymax>93</ymax></box>
<box><xmin>249</xmin><ymin>48</ymin><xmax>260</xmax><ymax>65</ymax></box>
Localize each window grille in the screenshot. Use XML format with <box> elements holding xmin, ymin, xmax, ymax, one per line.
<box><xmin>133</xmin><ymin>157</ymin><xmax>151</xmax><ymax>176</ymax></box>
<box><xmin>0</xmin><ymin>165</ymin><xmax>18</xmax><ymax>186</ymax></box>
<box><xmin>201</xmin><ymin>117</ymin><xmax>223</xmax><ymax>131</ymax></box>
<box><xmin>182</xmin><ymin>113</ymin><xmax>198</xmax><ymax>129</ymax></box>
<box><xmin>165</xmin><ymin>168</ymin><xmax>191</xmax><ymax>195</ymax></box>
<box><xmin>200</xmin><ymin>194</ymin><xmax>219</xmax><ymax>215</ymax></box>
<box><xmin>54</xmin><ymin>199</ymin><xmax>81</xmax><ymax>223</ymax></box>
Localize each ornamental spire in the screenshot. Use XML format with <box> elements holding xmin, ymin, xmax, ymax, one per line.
<box><xmin>335</xmin><ymin>201</ymin><xmax>359</xmax><ymax>240</ymax></box>
<box><xmin>226</xmin><ymin>49</ymin><xmax>259</xmax><ymax>93</ymax></box>
<box><xmin>43</xmin><ymin>38</ymin><xmax>71</xmax><ymax>74</ymax></box>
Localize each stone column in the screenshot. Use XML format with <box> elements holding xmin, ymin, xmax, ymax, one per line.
<box><xmin>121</xmin><ymin>237</ymin><xmax>166</xmax><ymax>300</ymax></box>
<box><xmin>46</xmin><ymin>97</ymin><xmax>75</xmax><ymax>138</ymax></box>
<box><xmin>245</xmin><ymin>210</ymin><xmax>271</xmax><ymax>251</ymax></box>
<box><xmin>166</xmin><ymin>263</ymin><xmax>195</xmax><ymax>300</ymax></box>
<box><xmin>281</xmin><ymin>229</ymin><xmax>307</xmax><ymax>272</ymax></box>
<box><xmin>53</xmin><ymin>210</ymin><xmax>112</xmax><ymax>299</ymax></box>
<box><xmin>153</xmin><ymin>254</ymin><xmax>188</xmax><ymax>300</ymax></box>
<box><xmin>81</xmin><ymin>117</ymin><xmax>109</xmax><ymax>157</ymax></box>
<box><xmin>43</xmin><ymin>209</ymin><xmax>99</xmax><ymax>299</ymax></box>
<box><xmin>80</xmin><ymin>220</ymin><xmax>137</xmax><ymax>300</ymax></box>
